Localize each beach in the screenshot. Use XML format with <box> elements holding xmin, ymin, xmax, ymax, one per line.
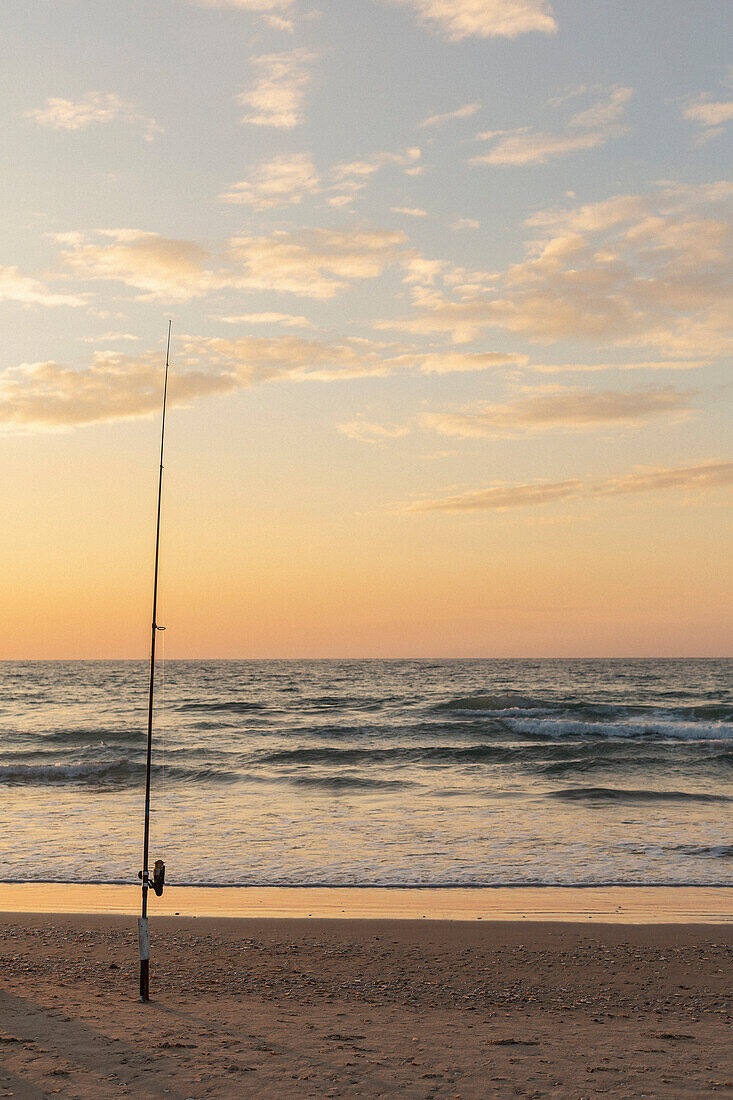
<box><xmin>1</xmin><ymin>889</ymin><xmax>733</xmax><ymax>1097</ymax></box>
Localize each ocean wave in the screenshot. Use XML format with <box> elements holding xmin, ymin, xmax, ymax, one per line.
<box><xmin>550</xmin><ymin>786</ymin><xmax>730</xmax><ymax>803</ymax></box>
<box><xmin>259</xmin><ymin>744</ymin><xmax>517</xmax><ymax>766</ymax></box>
<box><xmin>539</xmin><ymin>753</ymin><xmax>663</xmax><ymax>776</ymax></box>
<box><xmin>0</xmin><ymin>759</ymin><xmax>145</xmax><ymax>786</ymax></box>
<box><xmin>0</xmin><ymin>759</ymin><xmax>242</xmax><ymax>787</ymax></box>
<box><xmin>505</xmin><ymin>716</ymin><xmax>733</xmax><ymax>741</ymax></box>
<box><xmin>176</xmin><ymin>700</ymin><xmax>265</xmax><ymax>713</ymax></box>
<box><xmin>436</xmin><ymin>693</ymin><xmax>733</xmax><ymax>732</ymax></box>
<box><xmin>258</xmin><ymin>740</ymin><xmax>733</xmax><ymax>772</ymax></box>
<box><xmin>285</xmin><ymin>774</ymin><xmax>416</xmax><ymax>791</ymax></box>
<box><xmin>39</xmin><ymin>727</ymin><xmax>142</xmax><ymax>745</ymax></box>
<box><xmin>436</xmin><ymin>692</ymin><xmax>543</xmax><ymax>712</ymax></box>
<box><xmin>299</xmin><ymin>695</ymin><xmax>392</xmax><ymax>711</ymax></box>
<box><xmin>670</xmin><ymin>843</ymin><xmax>733</xmax><ymax>859</ymax></box>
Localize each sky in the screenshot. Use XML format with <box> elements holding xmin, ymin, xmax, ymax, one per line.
<box><xmin>0</xmin><ymin>0</ymin><xmax>731</xmax><ymax>659</ymax></box>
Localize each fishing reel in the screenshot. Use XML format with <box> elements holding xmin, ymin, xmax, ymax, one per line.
<box><xmin>138</xmin><ymin>859</ymin><xmax>166</xmax><ymax>897</ymax></box>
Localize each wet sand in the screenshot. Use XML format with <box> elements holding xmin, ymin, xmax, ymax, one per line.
<box><xmin>0</xmin><ymin>904</ymin><xmax>732</xmax><ymax>1097</ymax></box>
<box><xmin>1</xmin><ymin>882</ymin><xmax>733</xmax><ymax>922</ymax></box>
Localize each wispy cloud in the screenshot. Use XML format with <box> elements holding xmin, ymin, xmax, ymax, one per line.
<box><xmin>328</xmin><ymin>147</ymin><xmax>422</xmax><ymax>207</ymax></box>
<box><xmin>381</xmin><ymin>180</ymin><xmax>733</xmax><ymax>356</ymax></box>
<box><xmin>79</xmin><ymin>332</ymin><xmax>140</xmax><ymax>343</ymax></box>
<box><xmin>421</xmin><ymin>384</ymin><xmax>695</xmax><ymax>438</ymax></box>
<box><xmin>0</xmin><ymin>351</ymin><xmax>237</xmax><ymax>432</ymax></box>
<box><xmin>226</xmin><ymin>227</ymin><xmax>408</xmax><ymax>298</ymax></box>
<box><xmin>0</xmin><ymin>337</ymin><xmax>533</xmax><ymax>433</ymax></box>
<box><xmin>451</xmin><ymin>218</ymin><xmax>480</xmax><ymax>230</ymax></box>
<box><xmin>567</xmin><ymin>85</ymin><xmax>632</xmax><ymax>129</ymax></box>
<box><xmin>333</xmin><ymin>148</ymin><xmax>421</xmax><ymax>180</ymax></box>
<box><xmin>388</xmin><ymin>0</ymin><xmax>557</xmax><ymax>41</ymax></box>
<box><xmin>193</xmin><ymin>0</ymin><xmax>293</xmax><ymax>9</ymax></box>
<box><xmin>261</xmin><ymin>14</ymin><xmax>294</xmax><ymax>31</ymax></box>
<box><xmin>682</xmin><ymin>70</ymin><xmax>733</xmax><ymax>144</ymax></box>
<box><xmin>391</xmin><ymin>206</ymin><xmax>428</xmax><ymax>218</ymax></box>
<box><xmin>210</xmin><ymin>312</ymin><xmax>313</xmax><ymax>327</ymax></box>
<box><xmin>220</xmin><ymin>153</ymin><xmax>320</xmax><ymax>208</ymax></box>
<box><xmin>51</xmin><ymin>224</ymin><xmax>412</xmax><ymax>302</ymax></box>
<box><xmin>527</xmin><ymin>360</ymin><xmax>710</xmax><ymax>373</ymax></box>
<box><xmin>472</xmin><ymin>86</ymin><xmax>632</xmax><ymax>166</ymax></box>
<box><xmin>237</xmin><ymin>49</ymin><xmax>315</xmax><ymax>128</ymax></box>
<box><xmin>385</xmin><ymin>350</ymin><xmax>528</xmax><ymax>374</ymax></box>
<box><xmin>220</xmin><ymin>146</ymin><xmax>424</xmax><ymax>212</ymax></box>
<box><xmin>419</xmin><ymin>101</ymin><xmax>480</xmax><ymax>128</ymax></box>
<box><xmin>0</xmin><ymin>338</ymin><xmax>364</xmax><ymax>432</ymax></box>
<box><xmin>338</xmin><ymin>419</ymin><xmax>412</xmax><ymax>445</ymax></box>
<box><xmin>399</xmin><ymin>460</ymin><xmax>733</xmax><ymax>513</ymax></box>
<box><xmin>0</xmin><ymin>265</ymin><xmax>86</xmax><ymax>308</ymax></box>
<box><xmin>26</xmin><ymin>93</ymin><xmax>162</xmax><ymax>142</ymax></box>
<box><xmin>473</xmin><ymin>128</ymin><xmax>607</xmax><ymax>166</ymax></box>
<box><xmin>57</xmin><ymin>230</ymin><xmax>214</xmax><ymax>300</ymax></box>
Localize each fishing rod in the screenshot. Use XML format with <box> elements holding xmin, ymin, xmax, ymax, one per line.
<box><xmin>138</xmin><ymin>320</ymin><xmax>172</xmax><ymax>1003</ymax></box>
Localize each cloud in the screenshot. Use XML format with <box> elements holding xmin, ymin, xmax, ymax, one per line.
<box><xmin>25</xmin><ymin>93</ymin><xmax>162</xmax><ymax>141</ymax></box>
<box><xmin>567</xmin><ymin>85</ymin><xmax>632</xmax><ymax>129</ymax></box>
<box><xmin>0</xmin><ymin>336</ymin><xmax>534</xmax><ymax>433</ymax></box>
<box><xmin>421</xmin><ymin>384</ymin><xmax>695</xmax><ymax>438</ymax></box>
<box><xmin>0</xmin><ymin>265</ymin><xmax>86</xmax><ymax>308</ymax></box>
<box><xmin>419</xmin><ymin>101</ymin><xmax>480</xmax><ymax>128</ymax></box>
<box><xmin>0</xmin><ymin>336</ymin><xmax>366</xmax><ymax>431</ymax></box>
<box><xmin>682</xmin><ymin>97</ymin><xmax>733</xmax><ymax>143</ymax></box>
<box><xmin>262</xmin><ymin>14</ymin><xmax>294</xmax><ymax>30</ymax></box>
<box><xmin>79</xmin><ymin>331</ymin><xmax>140</xmax><ymax>343</ymax></box>
<box><xmin>237</xmin><ymin>49</ymin><xmax>315</xmax><ymax>128</ymax></box>
<box><xmin>327</xmin><ymin>147</ymin><xmax>422</xmax><ymax>207</ymax></box>
<box><xmin>58</xmin><ymin>230</ymin><xmax>214</xmax><ymax>300</ymax></box>
<box><xmin>472</xmin><ymin>86</ymin><xmax>632</xmax><ymax>166</ymax></box>
<box><xmin>338</xmin><ymin>419</ymin><xmax>411</xmax><ymax>444</ymax></box>
<box><xmin>681</xmin><ymin>69</ymin><xmax>733</xmax><ymax>143</ymax></box>
<box><xmin>683</xmin><ymin>100</ymin><xmax>733</xmax><ymax>128</ymax></box>
<box><xmin>333</xmin><ymin>148</ymin><xmax>421</xmax><ymax>180</ymax></box>
<box><xmin>399</xmin><ymin>460</ymin><xmax>733</xmax><ymax>513</ymax></box>
<box><xmin>210</xmin><ymin>312</ymin><xmax>313</xmax><ymax>327</ymax></box>
<box><xmin>473</xmin><ymin>129</ymin><xmax>608</xmax><ymax>166</ymax></box>
<box><xmin>220</xmin><ymin>147</ymin><xmax>423</xmax><ymax>213</ymax></box>
<box><xmin>384</xmin><ymin>350</ymin><xmax>528</xmax><ymax>374</ymax></box>
<box><xmin>388</xmin><ymin>0</ymin><xmax>557</xmax><ymax>40</ymax></box>
<box><xmin>0</xmin><ymin>351</ymin><xmax>238</xmax><ymax>431</ymax></box>
<box><xmin>391</xmin><ymin>206</ymin><xmax>428</xmax><ymax>218</ymax></box>
<box><xmin>194</xmin><ymin>0</ymin><xmax>293</xmax><ymax>8</ymax></box>
<box><xmin>381</xmin><ymin>180</ymin><xmax>733</xmax><ymax>355</ymax></box>
<box><xmin>451</xmin><ymin>218</ymin><xmax>480</xmax><ymax>230</ymax></box>
<box><xmin>51</xmin><ymin>223</ymin><xmax>411</xmax><ymax>302</ymax></box>
<box><xmin>525</xmin><ymin>193</ymin><xmax>647</xmax><ymax>234</ymax></box>
<box><xmin>226</xmin><ymin>227</ymin><xmax>408</xmax><ymax>298</ymax></box>
<box><xmin>528</xmin><ymin>359</ymin><xmax>710</xmax><ymax>373</ymax></box>
<box><xmin>219</xmin><ymin>153</ymin><xmax>320</xmax><ymax>209</ymax></box>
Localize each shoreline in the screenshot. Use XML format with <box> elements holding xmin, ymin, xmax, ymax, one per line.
<box><xmin>1</xmin><ymin>881</ymin><xmax>732</xmax><ymax>921</ymax></box>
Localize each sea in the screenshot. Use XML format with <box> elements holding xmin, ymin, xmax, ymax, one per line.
<box><xmin>0</xmin><ymin>659</ymin><xmax>731</xmax><ymax>889</ymax></box>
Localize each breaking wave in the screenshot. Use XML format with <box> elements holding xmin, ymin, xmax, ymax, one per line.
<box><xmin>435</xmin><ymin>692</ymin><xmax>733</xmax><ymax>741</ymax></box>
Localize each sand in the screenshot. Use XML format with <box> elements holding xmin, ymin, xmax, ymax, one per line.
<box><xmin>2</xmin><ymin>882</ymin><xmax>733</xmax><ymax>922</ymax></box>
<box><xmin>1</xmin><ymin>892</ymin><xmax>733</xmax><ymax>1097</ymax></box>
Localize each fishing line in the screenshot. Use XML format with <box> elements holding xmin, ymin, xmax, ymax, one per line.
<box><xmin>159</xmin><ymin>626</ymin><xmax>166</xmax><ymax>799</ymax></box>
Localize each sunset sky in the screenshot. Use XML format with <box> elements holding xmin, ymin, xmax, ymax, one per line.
<box><xmin>1</xmin><ymin>0</ymin><xmax>731</xmax><ymax>658</ymax></box>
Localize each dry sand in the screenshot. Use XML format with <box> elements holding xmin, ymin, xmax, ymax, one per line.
<box><xmin>0</xmin><ymin>898</ymin><xmax>732</xmax><ymax>1097</ymax></box>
